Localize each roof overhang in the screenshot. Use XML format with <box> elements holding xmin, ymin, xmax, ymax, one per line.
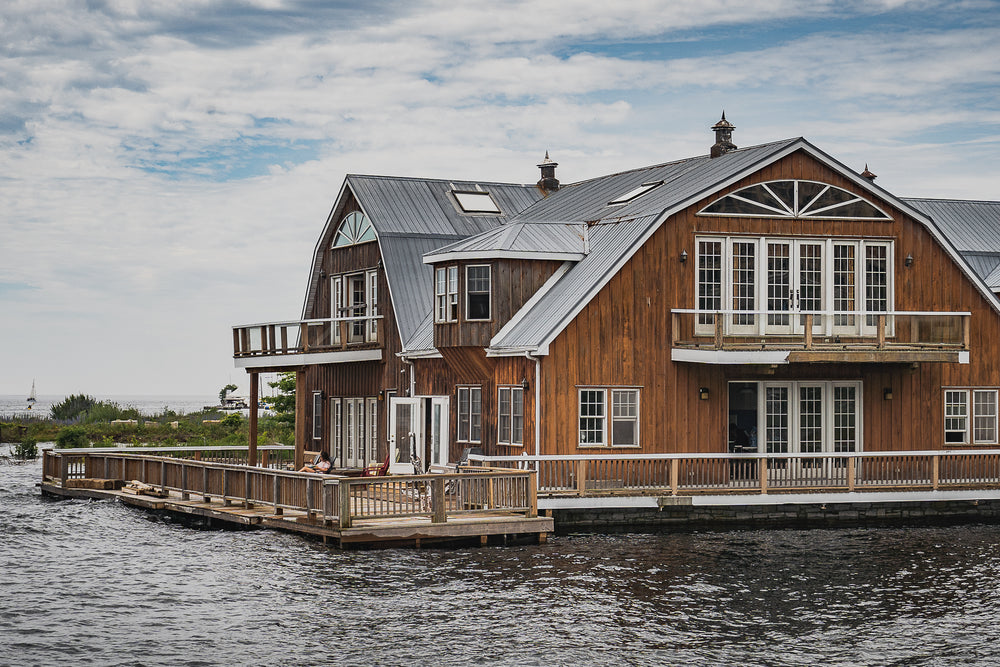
<box><xmin>423</xmin><ymin>250</ymin><xmax>584</xmax><ymax>264</ymax></box>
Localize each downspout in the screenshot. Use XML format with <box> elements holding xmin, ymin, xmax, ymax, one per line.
<box><xmin>525</xmin><ymin>351</ymin><xmax>541</xmax><ymax>467</ymax></box>
<box><xmin>400</xmin><ymin>353</ymin><xmax>416</xmax><ymax>397</ymax></box>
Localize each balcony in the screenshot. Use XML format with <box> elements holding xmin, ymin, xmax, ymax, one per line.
<box><xmin>670</xmin><ymin>310</ymin><xmax>970</xmax><ymax>365</ymax></box>
<box><xmin>233</xmin><ymin>315</ymin><xmax>384</xmax><ymax>369</ymax></box>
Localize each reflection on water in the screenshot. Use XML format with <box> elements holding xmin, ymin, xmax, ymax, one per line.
<box><xmin>3</xmin><ymin>454</ymin><xmax>1000</xmax><ymax>666</ymax></box>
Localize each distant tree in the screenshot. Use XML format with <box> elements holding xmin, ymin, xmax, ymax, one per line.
<box><xmin>219</xmin><ymin>383</ymin><xmax>239</xmax><ymax>404</ymax></box>
<box><xmin>51</xmin><ymin>394</ymin><xmax>97</xmax><ymax>421</ymax></box>
<box><xmin>268</xmin><ymin>373</ymin><xmax>296</xmax><ymax>424</ymax></box>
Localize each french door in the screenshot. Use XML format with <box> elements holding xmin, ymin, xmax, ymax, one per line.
<box><xmin>388</xmin><ymin>397</ymin><xmax>420</xmax><ymax>474</ymax></box>
<box><xmin>760</xmin><ymin>381</ymin><xmax>861</xmax><ymax>467</ymax></box>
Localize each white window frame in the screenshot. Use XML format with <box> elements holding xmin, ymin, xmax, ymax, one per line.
<box><xmin>945</xmin><ymin>389</ymin><xmax>970</xmax><ymax>445</ymax></box>
<box><xmin>331</xmin><ymin>397</ymin><xmax>342</xmax><ymax>465</ymax></box>
<box><xmin>465</xmin><ymin>264</ymin><xmax>491</xmax><ymax>321</ymax></box>
<box><xmin>366</xmin><ymin>269</ymin><xmax>378</xmax><ymax>341</ymax></box>
<box><xmin>497</xmin><ymin>386</ymin><xmax>525</xmax><ymax>447</ymax></box>
<box><xmin>695</xmin><ymin>235</ymin><xmax>893</xmax><ymax>338</ymax></box>
<box><xmin>578</xmin><ymin>387</ymin><xmax>640</xmax><ymax>448</ymax></box>
<box><xmin>457</xmin><ymin>386</ymin><xmax>482</xmax><ymax>443</ymax></box>
<box><xmin>312</xmin><ymin>391</ymin><xmax>323</xmax><ymax>441</ymax></box>
<box><xmin>367</xmin><ymin>397</ymin><xmax>379</xmax><ymax>464</ymax></box>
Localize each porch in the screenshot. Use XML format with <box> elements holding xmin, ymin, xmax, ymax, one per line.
<box><xmin>670</xmin><ymin>310</ymin><xmax>970</xmax><ymax>364</ymax></box>
<box><xmin>232</xmin><ymin>315</ymin><xmax>385</xmax><ymax>369</ymax></box>
<box><xmin>40</xmin><ymin>447</ymin><xmax>550</xmax><ymax>548</ymax></box>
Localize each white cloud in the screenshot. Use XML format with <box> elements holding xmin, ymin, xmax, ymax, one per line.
<box><xmin>1</xmin><ymin>0</ymin><xmax>998</xmax><ymax>395</ymax></box>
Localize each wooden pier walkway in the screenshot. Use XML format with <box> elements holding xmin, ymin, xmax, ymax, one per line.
<box><xmin>41</xmin><ymin>449</ymin><xmax>552</xmax><ymax>549</ymax></box>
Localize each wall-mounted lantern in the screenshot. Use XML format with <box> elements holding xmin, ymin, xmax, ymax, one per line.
<box><xmin>699</xmin><ymin>387</ymin><xmax>710</xmax><ymax>400</ymax></box>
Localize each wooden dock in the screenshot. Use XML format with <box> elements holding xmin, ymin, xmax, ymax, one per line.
<box><xmin>40</xmin><ymin>449</ymin><xmax>552</xmax><ymax>549</ymax></box>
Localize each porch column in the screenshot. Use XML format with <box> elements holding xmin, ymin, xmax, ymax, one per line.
<box><xmin>294</xmin><ymin>369</ymin><xmax>308</xmax><ymax>470</ymax></box>
<box><xmin>248</xmin><ymin>371</ymin><xmax>259</xmax><ymax>467</ymax></box>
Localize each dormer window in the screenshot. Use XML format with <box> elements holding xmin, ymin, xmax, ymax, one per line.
<box><xmin>609</xmin><ymin>181</ymin><xmax>662</xmax><ymax>206</ymax></box>
<box><xmin>332</xmin><ymin>211</ymin><xmax>377</xmax><ymax>247</ymax></box>
<box><xmin>699</xmin><ymin>180</ymin><xmax>891</xmax><ymax>220</ymax></box>
<box><xmin>453</xmin><ymin>191</ymin><xmax>501</xmax><ymax>214</ymax></box>
<box><xmin>466</xmin><ymin>265</ymin><xmax>491</xmax><ymax>321</ymax></box>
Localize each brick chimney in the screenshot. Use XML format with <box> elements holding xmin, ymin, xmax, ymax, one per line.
<box><xmin>710</xmin><ymin>112</ymin><xmax>737</xmax><ymax>158</ymax></box>
<box><xmin>537</xmin><ymin>151</ymin><xmax>559</xmax><ymax>193</ymax></box>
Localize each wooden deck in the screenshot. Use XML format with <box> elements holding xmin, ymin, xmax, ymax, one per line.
<box><xmin>40</xmin><ymin>449</ymin><xmax>552</xmax><ymax>548</ymax></box>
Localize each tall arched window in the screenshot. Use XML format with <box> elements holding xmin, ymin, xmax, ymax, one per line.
<box><xmin>332</xmin><ymin>211</ymin><xmax>377</xmax><ymax>247</ymax></box>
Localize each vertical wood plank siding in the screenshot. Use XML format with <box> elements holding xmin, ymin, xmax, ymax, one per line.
<box><xmin>538</xmin><ymin>150</ymin><xmax>1000</xmax><ymax>455</ymax></box>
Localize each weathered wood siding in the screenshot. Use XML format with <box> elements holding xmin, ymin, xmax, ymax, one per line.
<box><xmin>539</xmin><ymin>149</ymin><xmax>1000</xmax><ymax>455</ymax></box>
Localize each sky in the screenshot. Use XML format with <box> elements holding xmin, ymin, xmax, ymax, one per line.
<box><xmin>2</xmin><ymin>0</ymin><xmax>999</xmax><ymax>398</ymax></box>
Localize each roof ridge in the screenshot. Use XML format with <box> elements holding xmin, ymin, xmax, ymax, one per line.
<box><xmin>347</xmin><ymin>173</ymin><xmax>533</xmax><ymax>188</ymax></box>
<box><xmin>902</xmin><ymin>196</ymin><xmax>1000</xmax><ymax>205</ymax></box>
<box><xmin>559</xmin><ymin>137</ymin><xmax>803</xmax><ymax>188</ymax></box>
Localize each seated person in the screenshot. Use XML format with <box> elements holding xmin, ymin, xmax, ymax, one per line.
<box><xmin>299</xmin><ymin>450</ymin><xmax>332</xmax><ymax>474</ymax></box>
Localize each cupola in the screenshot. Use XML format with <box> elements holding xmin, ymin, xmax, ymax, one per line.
<box><xmin>710</xmin><ymin>112</ymin><xmax>737</xmax><ymax>158</ymax></box>
<box><xmin>537</xmin><ymin>151</ymin><xmax>559</xmax><ymax>194</ymax></box>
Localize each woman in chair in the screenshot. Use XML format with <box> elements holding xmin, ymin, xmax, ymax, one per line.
<box><xmin>299</xmin><ymin>450</ymin><xmax>332</xmax><ymax>474</ymax></box>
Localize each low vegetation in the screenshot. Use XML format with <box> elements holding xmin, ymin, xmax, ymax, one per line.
<box><xmin>0</xmin><ymin>378</ymin><xmax>296</xmax><ymax>451</ymax></box>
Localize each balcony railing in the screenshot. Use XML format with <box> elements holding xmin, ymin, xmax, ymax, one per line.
<box><xmin>469</xmin><ymin>450</ymin><xmax>1000</xmax><ymax>497</ymax></box>
<box><xmin>233</xmin><ymin>315</ymin><xmax>384</xmax><ymax>359</ymax></box>
<box><xmin>671</xmin><ymin>310</ymin><xmax>969</xmax><ymax>362</ymax></box>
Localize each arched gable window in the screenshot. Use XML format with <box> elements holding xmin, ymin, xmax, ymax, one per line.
<box><xmin>332</xmin><ymin>211</ymin><xmax>377</xmax><ymax>248</ymax></box>
<box><xmin>699</xmin><ymin>180</ymin><xmax>891</xmax><ymax>221</ymax></box>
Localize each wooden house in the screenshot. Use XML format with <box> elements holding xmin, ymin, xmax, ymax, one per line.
<box><xmin>234</xmin><ymin>116</ymin><xmax>1000</xmax><ymax>474</ymax></box>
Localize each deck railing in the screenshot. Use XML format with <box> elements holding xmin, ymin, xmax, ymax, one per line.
<box><xmin>670</xmin><ymin>309</ymin><xmax>970</xmax><ymax>351</ymax></box>
<box><xmin>232</xmin><ymin>315</ymin><xmax>384</xmax><ymax>358</ymax></box>
<box><xmin>42</xmin><ymin>448</ymin><xmax>536</xmax><ymax>528</ymax></box>
<box><xmin>468</xmin><ymin>450</ymin><xmax>1000</xmax><ymax>497</ymax></box>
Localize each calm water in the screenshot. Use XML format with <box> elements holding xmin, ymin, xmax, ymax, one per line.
<box><xmin>3</xmin><ymin>451</ymin><xmax>1000</xmax><ymax>666</ymax></box>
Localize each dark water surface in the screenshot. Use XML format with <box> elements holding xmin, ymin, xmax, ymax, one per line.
<box><xmin>4</xmin><ymin>453</ymin><xmax>1000</xmax><ymax>666</ymax></box>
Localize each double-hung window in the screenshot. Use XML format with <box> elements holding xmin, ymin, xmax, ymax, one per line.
<box><xmin>312</xmin><ymin>391</ymin><xmax>323</xmax><ymax>441</ymax></box>
<box><xmin>578</xmin><ymin>388</ymin><xmax>640</xmax><ymax>447</ymax></box>
<box><xmin>498</xmin><ymin>387</ymin><xmax>524</xmax><ymax>447</ymax></box>
<box><xmin>435</xmin><ymin>266</ymin><xmax>459</xmax><ymax>322</ymax></box>
<box><xmin>466</xmin><ymin>265</ymin><xmax>491</xmax><ymax>321</ymax></box>
<box><xmin>947</xmin><ymin>389</ymin><xmax>999</xmax><ymax>445</ymax></box>
<box><xmin>457</xmin><ymin>386</ymin><xmax>482</xmax><ymax>443</ymax></box>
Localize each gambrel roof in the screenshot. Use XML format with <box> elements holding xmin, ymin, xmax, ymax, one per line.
<box><xmin>902</xmin><ymin>198</ymin><xmax>1000</xmax><ymax>291</ymax></box>
<box><xmin>302</xmin><ymin>174</ymin><xmax>544</xmax><ymax>347</ymax></box>
<box><xmin>482</xmin><ymin>138</ymin><xmax>1000</xmax><ymax>355</ymax></box>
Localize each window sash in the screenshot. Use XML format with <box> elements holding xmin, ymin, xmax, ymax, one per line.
<box><xmin>610</xmin><ymin>389</ymin><xmax>639</xmax><ymax>447</ymax></box>
<box><xmin>312</xmin><ymin>392</ymin><xmax>323</xmax><ymax>440</ymax></box>
<box><xmin>498</xmin><ymin>387</ymin><xmax>524</xmax><ymax>447</ymax></box>
<box><xmin>945</xmin><ymin>390</ymin><xmax>970</xmax><ymax>444</ymax></box>
<box><xmin>466</xmin><ymin>265</ymin><xmax>491</xmax><ymax>321</ymax></box>
<box><xmin>578</xmin><ymin>389</ymin><xmax>606</xmax><ymax>447</ymax></box>
<box><xmin>974</xmin><ymin>390</ymin><xmax>998</xmax><ymax>444</ymax></box>
<box><xmin>457</xmin><ymin>386</ymin><xmax>482</xmax><ymax>443</ymax></box>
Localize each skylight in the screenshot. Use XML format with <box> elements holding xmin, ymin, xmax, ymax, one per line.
<box><xmin>453</xmin><ymin>191</ymin><xmax>501</xmax><ymax>214</ymax></box>
<box><xmin>609</xmin><ymin>181</ymin><xmax>662</xmax><ymax>206</ymax></box>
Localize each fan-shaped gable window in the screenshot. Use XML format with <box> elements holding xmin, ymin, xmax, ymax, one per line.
<box><xmin>699</xmin><ymin>180</ymin><xmax>891</xmax><ymax>221</ymax></box>
<box><xmin>332</xmin><ymin>211</ymin><xmax>377</xmax><ymax>248</ymax></box>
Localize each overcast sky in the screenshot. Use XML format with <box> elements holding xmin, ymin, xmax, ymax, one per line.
<box><xmin>2</xmin><ymin>0</ymin><xmax>999</xmax><ymax>397</ymax></box>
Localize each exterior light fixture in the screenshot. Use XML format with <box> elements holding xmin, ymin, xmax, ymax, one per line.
<box><xmin>699</xmin><ymin>387</ymin><xmax>710</xmax><ymax>400</ymax></box>
<box><xmin>521</xmin><ymin>378</ymin><xmax>529</xmax><ymax>391</ymax></box>
<box><xmin>680</xmin><ymin>250</ymin><xmax>688</xmax><ymax>263</ymax></box>
<box><xmin>884</xmin><ymin>387</ymin><xmax>893</xmax><ymax>400</ymax></box>
<box><xmin>905</xmin><ymin>254</ymin><xmax>913</xmax><ymax>267</ymax></box>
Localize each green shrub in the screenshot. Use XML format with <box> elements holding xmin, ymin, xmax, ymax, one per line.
<box><xmin>14</xmin><ymin>438</ymin><xmax>38</xmax><ymax>459</ymax></box>
<box><xmin>56</xmin><ymin>426</ymin><xmax>91</xmax><ymax>449</ymax></box>
<box><xmin>221</xmin><ymin>412</ymin><xmax>243</xmax><ymax>431</ymax></box>
<box><xmin>51</xmin><ymin>394</ymin><xmax>97</xmax><ymax>421</ymax></box>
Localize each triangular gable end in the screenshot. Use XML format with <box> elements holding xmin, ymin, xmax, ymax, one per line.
<box><xmin>493</xmin><ymin>139</ymin><xmax>1000</xmax><ymax>356</ymax></box>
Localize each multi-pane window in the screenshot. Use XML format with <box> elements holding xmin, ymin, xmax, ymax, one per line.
<box><xmin>367</xmin><ymin>398</ymin><xmax>379</xmax><ymax>464</ymax></box>
<box><xmin>367</xmin><ymin>270</ymin><xmax>378</xmax><ymax>339</ymax></box>
<box><xmin>579</xmin><ymin>388</ymin><xmax>640</xmax><ymax>447</ymax></box>
<box><xmin>947</xmin><ymin>389</ymin><xmax>1000</xmax><ymax>445</ymax></box>
<box><xmin>466</xmin><ymin>265</ymin><xmax>491</xmax><ymax>320</ymax></box>
<box><xmin>697</xmin><ymin>240</ymin><xmax>722</xmax><ymax>326</ymax></box>
<box><xmin>435</xmin><ymin>266</ymin><xmax>459</xmax><ymax>323</ymax></box>
<box><xmin>312</xmin><ymin>391</ymin><xmax>323</xmax><ymax>440</ymax></box>
<box><xmin>498</xmin><ymin>387</ymin><xmax>524</xmax><ymax>447</ymax></box>
<box><xmin>695</xmin><ymin>236</ymin><xmax>891</xmax><ymax>336</ymax></box>
<box><xmin>457</xmin><ymin>386</ymin><xmax>482</xmax><ymax>443</ymax></box>
<box><xmin>945</xmin><ymin>390</ymin><xmax>969</xmax><ymax>444</ymax></box>
<box><xmin>974</xmin><ymin>390</ymin><xmax>998</xmax><ymax>444</ymax></box>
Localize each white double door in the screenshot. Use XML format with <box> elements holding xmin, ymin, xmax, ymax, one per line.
<box><xmin>731</xmin><ymin>239</ymin><xmax>824</xmax><ymax>335</ymax></box>
<box><xmin>759</xmin><ymin>381</ymin><xmax>861</xmax><ymax>462</ymax></box>
<box><xmin>388</xmin><ymin>396</ymin><xmax>450</xmax><ymax>474</ymax></box>
<box><xmin>333</xmin><ymin>397</ymin><xmax>377</xmax><ymax>469</ymax></box>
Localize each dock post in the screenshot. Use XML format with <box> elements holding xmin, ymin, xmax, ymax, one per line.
<box><xmin>181</xmin><ymin>464</ymin><xmax>190</xmax><ymax>501</ymax></box>
<box><xmin>932</xmin><ymin>455</ymin><xmax>940</xmax><ymax>490</ymax></box>
<box><xmin>273</xmin><ymin>475</ymin><xmax>282</xmax><ymax>515</ymax></box>
<box><xmin>60</xmin><ymin>454</ymin><xmax>68</xmax><ymax>488</ymax></box>
<box><xmin>670</xmin><ymin>459</ymin><xmax>679</xmax><ymax>496</ymax></box>
<box><xmin>339</xmin><ymin>481</ymin><xmax>352</xmax><ymax>529</ymax></box>
<box><xmin>202</xmin><ymin>466</ymin><xmax>210</xmax><ymax>503</ymax></box>
<box><xmin>759</xmin><ymin>458</ymin><xmax>768</xmax><ymax>494</ymax></box>
<box><xmin>576</xmin><ymin>459</ymin><xmax>587</xmax><ymax>496</ymax></box>
<box><xmin>248</xmin><ymin>371</ymin><xmax>259</xmax><ymax>467</ymax></box>
<box><xmin>432</xmin><ymin>477</ymin><xmax>446</xmax><ymax>523</ymax></box>
<box><xmin>527</xmin><ymin>471</ymin><xmax>538</xmax><ymax>518</ymax></box>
